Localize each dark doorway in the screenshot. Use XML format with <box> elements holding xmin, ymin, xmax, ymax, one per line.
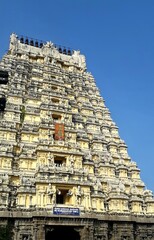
<box><xmin>46</xmin><ymin>226</ymin><xmax>80</xmax><ymax>240</ymax></box>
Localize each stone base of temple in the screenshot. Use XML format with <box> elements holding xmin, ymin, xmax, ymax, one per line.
<box><xmin>1</xmin><ymin>211</ymin><xmax>154</xmax><ymax>240</ymax></box>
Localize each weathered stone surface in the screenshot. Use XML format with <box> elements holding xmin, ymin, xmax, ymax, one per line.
<box><xmin>0</xmin><ymin>33</ymin><xmax>153</xmax><ymax>239</ymax></box>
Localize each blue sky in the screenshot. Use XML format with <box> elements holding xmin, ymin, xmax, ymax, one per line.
<box><xmin>0</xmin><ymin>0</ymin><xmax>154</xmax><ymax>192</ymax></box>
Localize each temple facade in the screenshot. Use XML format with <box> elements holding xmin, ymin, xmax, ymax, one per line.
<box><xmin>0</xmin><ymin>33</ymin><xmax>153</xmax><ymax>239</ymax></box>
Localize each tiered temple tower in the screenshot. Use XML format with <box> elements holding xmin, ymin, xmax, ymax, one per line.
<box><xmin>0</xmin><ymin>33</ymin><xmax>153</xmax><ymax>239</ymax></box>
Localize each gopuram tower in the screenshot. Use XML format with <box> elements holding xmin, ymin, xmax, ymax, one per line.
<box><xmin>0</xmin><ymin>33</ymin><xmax>153</xmax><ymax>240</ymax></box>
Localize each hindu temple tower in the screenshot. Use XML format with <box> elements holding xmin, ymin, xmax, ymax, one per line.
<box><xmin>0</xmin><ymin>33</ymin><xmax>154</xmax><ymax>239</ymax></box>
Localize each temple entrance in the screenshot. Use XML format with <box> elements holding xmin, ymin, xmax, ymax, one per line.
<box><xmin>45</xmin><ymin>226</ymin><xmax>80</xmax><ymax>240</ymax></box>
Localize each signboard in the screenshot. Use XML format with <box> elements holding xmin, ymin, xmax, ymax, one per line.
<box><xmin>55</xmin><ymin>123</ymin><xmax>65</xmax><ymax>140</ymax></box>
<box><xmin>53</xmin><ymin>207</ymin><xmax>80</xmax><ymax>216</ymax></box>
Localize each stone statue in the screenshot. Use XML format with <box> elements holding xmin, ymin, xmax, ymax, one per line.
<box><xmin>71</xmin><ymin>50</ymin><xmax>86</xmax><ymax>69</ymax></box>
<box><xmin>10</xmin><ymin>187</ymin><xmax>17</xmax><ymax>207</ymax></box>
<box><xmin>70</xmin><ymin>155</ymin><xmax>74</xmax><ymax>167</ymax></box>
<box><xmin>46</xmin><ymin>41</ymin><xmax>53</xmax><ymax>47</ymax></box>
<box><xmin>144</xmin><ymin>189</ymin><xmax>153</xmax><ymax>196</ymax></box>
<box><xmin>96</xmin><ymin>179</ymin><xmax>102</xmax><ymax>192</ymax></box>
<box><xmin>47</xmin><ymin>184</ymin><xmax>56</xmax><ymax>205</ymax></box>
<box><xmin>107</xmin><ymin>181</ymin><xmax>112</xmax><ymax>193</ymax></box>
<box><xmin>67</xmin><ymin>189</ymin><xmax>73</xmax><ymax>196</ymax></box>
<box><xmin>87</xmin><ymin>150</ymin><xmax>92</xmax><ymax>161</ymax></box>
<box><xmin>48</xmin><ymin>153</ymin><xmax>54</xmax><ymax>165</ymax></box>
<box><xmin>9</xmin><ymin>33</ymin><xmax>18</xmax><ymax>54</ymax></box>
<box><xmin>47</xmin><ymin>184</ymin><xmax>55</xmax><ymax>196</ymax></box>
<box><xmin>118</xmin><ymin>180</ymin><xmax>125</xmax><ymax>193</ymax></box>
<box><xmin>21</xmin><ymin>53</ymin><xmax>29</xmax><ymax>60</ymax></box>
<box><xmin>130</xmin><ymin>184</ymin><xmax>139</xmax><ymax>195</ymax></box>
<box><xmin>76</xmin><ymin>186</ymin><xmax>84</xmax><ymax>205</ymax></box>
<box><xmin>42</xmin><ymin>41</ymin><xmax>53</xmax><ymax>53</ymax></box>
<box><xmin>44</xmin><ymin>55</ymin><xmax>50</xmax><ymax>63</ymax></box>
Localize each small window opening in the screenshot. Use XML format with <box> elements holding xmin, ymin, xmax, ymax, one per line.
<box><xmin>54</xmin><ymin>156</ymin><xmax>66</xmax><ymax>166</ymax></box>
<box><xmin>52</xmin><ymin>114</ymin><xmax>61</xmax><ymax>121</ymax></box>
<box><xmin>56</xmin><ymin>189</ymin><xmax>68</xmax><ymax>204</ymax></box>
<box><xmin>0</xmin><ymin>71</ymin><xmax>8</xmax><ymax>84</ymax></box>
<box><xmin>52</xmin><ymin>98</ymin><xmax>59</xmax><ymax>103</ymax></box>
<box><xmin>51</xmin><ymin>86</ymin><xmax>58</xmax><ymax>90</ymax></box>
<box><xmin>54</xmin><ymin>160</ymin><xmax>63</xmax><ymax>167</ymax></box>
<box><xmin>0</xmin><ymin>97</ymin><xmax>6</xmax><ymax>111</ymax></box>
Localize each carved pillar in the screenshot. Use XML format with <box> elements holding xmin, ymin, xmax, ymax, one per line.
<box><xmin>134</xmin><ymin>225</ymin><xmax>149</xmax><ymax>240</ymax></box>
<box><xmin>111</xmin><ymin>224</ymin><xmax>119</xmax><ymax>240</ymax></box>
<box><xmin>89</xmin><ymin>225</ymin><xmax>94</xmax><ymax>240</ymax></box>
<box><xmin>33</xmin><ymin>225</ymin><xmax>38</xmax><ymax>240</ymax></box>
<box><xmin>94</xmin><ymin>223</ymin><xmax>108</xmax><ymax>240</ymax></box>
<box><xmin>36</xmin><ymin>225</ymin><xmax>45</xmax><ymax>240</ymax></box>
<box><xmin>80</xmin><ymin>226</ymin><xmax>88</xmax><ymax>240</ymax></box>
<box><xmin>14</xmin><ymin>224</ymin><xmax>20</xmax><ymax>240</ymax></box>
<box><xmin>79</xmin><ymin>225</ymin><xmax>94</xmax><ymax>240</ymax></box>
<box><xmin>75</xmin><ymin>226</ymin><xmax>92</xmax><ymax>240</ymax></box>
<box><xmin>33</xmin><ymin>224</ymin><xmax>45</xmax><ymax>240</ymax></box>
